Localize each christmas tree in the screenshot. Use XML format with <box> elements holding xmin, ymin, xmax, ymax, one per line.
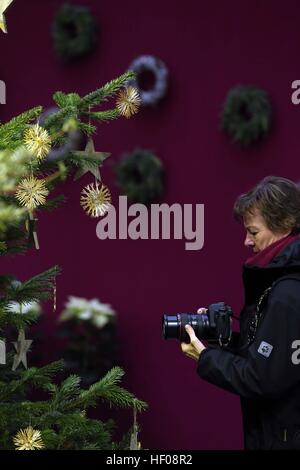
<box><xmin>0</xmin><ymin>73</ymin><xmax>146</xmax><ymax>450</ymax></box>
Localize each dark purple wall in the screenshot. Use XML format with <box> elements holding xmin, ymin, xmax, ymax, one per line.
<box><xmin>1</xmin><ymin>0</ymin><xmax>300</xmax><ymax>449</ymax></box>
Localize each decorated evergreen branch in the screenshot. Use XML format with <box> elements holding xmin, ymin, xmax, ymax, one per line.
<box><xmin>0</xmin><ymin>70</ymin><xmax>147</xmax><ymax>449</ymax></box>
<box><xmin>3</xmin><ymin>266</ymin><xmax>60</xmax><ymax>306</ymax></box>
<box><xmin>0</xmin><ymin>71</ymin><xmax>137</xmax><ymax>153</ymax></box>
<box><xmin>0</xmin><ymin>107</ymin><xmax>42</xmax><ymax>150</ymax></box>
<box><xmin>0</xmin><ymin>71</ymin><xmax>140</xmax><ymax>254</ymax></box>
<box><xmin>0</xmin><ymin>358</ymin><xmax>147</xmax><ymax>449</ymax></box>
<box><xmin>0</xmin><ymin>266</ymin><xmax>59</xmax><ymax>331</ymax></box>
<box><xmin>0</xmin><ymin>268</ymin><xmax>147</xmax><ymax>450</ymax></box>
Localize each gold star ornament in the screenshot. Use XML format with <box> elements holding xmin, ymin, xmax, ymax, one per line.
<box><xmin>12</xmin><ymin>329</ymin><xmax>32</xmax><ymax>371</ymax></box>
<box><xmin>15</xmin><ymin>176</ymin><xmax>49</xmax><ymax>211</ymax></box>
<box><xmin>23</xmin><ymin>124</ymin><xmax>51</xmax><ymax>161</ymax></box>
<box><xmin>13</xmin><ymin>426</ymin><xmax>44</xmax><ymax>450</ymax></box>
<box><xmin>116</xmin><ymin>86</ymin><xmax>141</xmax><ymax>118</ymax></box>
<box><xmin>80</xmin><ymin>183</ymin><xmax>111</xmax><ymax>217</ymax></box>
<box><xmin>0</xmin><ymin>0</ymin><xmax>14</xmax><ymax>33</ymax></box>
<box><xmin>73</xmin><ymin>136</ymin><xmax>110</xmax><ymax>181</ymax></box>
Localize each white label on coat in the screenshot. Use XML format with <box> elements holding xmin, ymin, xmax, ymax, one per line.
<box><xmin>291</xmin><ymin>340</ymin><xmax>300</xmax><ymax>364</ymax></box>
<box><xmin>258</xmin><ymin>341</ymin><xmax>273</xmax><ymax>358</ymax></box>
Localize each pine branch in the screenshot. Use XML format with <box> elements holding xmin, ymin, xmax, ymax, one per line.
<box><xmin>43</xmin><ymin>107</ymin><xmax>77</xmax><ymax>130</ymax></box>
<box><xmin>53</xmin><ymin>92</ymin><xmax>81</xmax><ymax>109</ymax></box>
<box><xmin>0</xmin><ymin>241</ymin><xmax>7</xmax><ymax>252</ymax></box>
<box><xmin>45</xmin><ymin>80</ymin><xmax>124</xmax><ymax>133</ymax></box>
<box><xmin>0</xmin><ymin>223</ymin><xmax>28</xmax><ymax>256</ymax></box>
<box><xmin>79</xmin><ymin>71</ymin><xmax>135</xmax><ymax>109</ymax></box>
<box><xmin>97</xmin><ymin>366</ymin><xmax>124</xmax><ymax>387</ymax></box>
<box><xmin>50</xmin><ymin>375</ymin><xmax>81</xmax><ymax>408</ymax></box>
<box><xmin>77</xmin><ymin>367</ymin><xmax>148</xmax><ymax>412</ymax></box>
<box><xmin>82</xmin><ymin>108</ymin><xmax>120</xmax><ymax>122</ymax></box>
<box><xmin>69</xmin><ymin>153</ymin><xmax>103</xmax><ymax>169</ymax></box>
<box><xmin>0</xmin><ymin>361</ymin><xmax>64</xmax><ymax>401</ymax></box>
<box><xmin>4</xmin><ymin>266</ymin><xmax>61</xmax><ymax>305</ymax></box>
<box><xmin>39</xmin><ymin>429</ymin><xmax>60</xmax><ymax>449</ymax></box>
<box><xmin>0</xmin><ymin>267</ymin><xmax>60</xmax><ymax>326</ymax></box>
<box><xmin>0</xmin><ymin>107</ymin><xmax>42</xmax><ymax>150</ymax></box>
<box><xmin>41</xmin><ymin>415</ymin><xmax>113</xmax><ymax>450</ymax></box>
<box><xmin>0</xmin><ymin>400</ymin><xmax>49</xmax><ymax>416</ymax></box>
<box><xmin>53</xmin><ymin>91</ymin><xmax>66</xmax><ymax>107</ymax></box>
<box><xmin>0</xmin><ymin>307</ymin><xmax>39</xmax><ymax>330</ymax></box>
<box><xmin>77</xmin><ymin>121</ymin><xmax>96</xmax><ymax>135</ymax></box>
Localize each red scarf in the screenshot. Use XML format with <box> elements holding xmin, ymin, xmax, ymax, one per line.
<box><xmin>245</xmin><ymin>234</ymin><xmax>299</xmax><ymax>268</ymax></box>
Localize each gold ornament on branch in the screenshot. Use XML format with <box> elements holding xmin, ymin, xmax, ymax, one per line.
<box><xmin>116</xmin><ymin>86</ymin><xmax>141</xmax><ymax>118</ymax></box>
<box><xmin>23</xmin><ymin>124</ymin><xmax>51</xmax><ymax>160</ymax></box>
<box><xmin>13</xmin><ymin>426</ymin><xmax>44</xmax><ymax>451</ymax></box>
<box><xmin>130</xmin><ymin>400</ymin><xmax>142</xmax><ymax>450</ymax></box>
<box><xmin>15</xmin><ymin>176</ymin><xmax>49</xmax><ymax>211</ymax></box>
<box><xmin>0</xmin><ymin>0</ymin><xmax>14</xmax><ymax>33</ymax></box>
<box><xmin>53</xmin><ymin>278</ymin><xmax>56</xmax><ymax>312</ymax></box>
<box><xmin>80</xmin><ymin>182</ymin><xmax>111</xmax><ymax>217</ymax></box>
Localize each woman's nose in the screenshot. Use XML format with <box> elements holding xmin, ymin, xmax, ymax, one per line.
<box><xmin>244</xmin><ymin>234</ymin><xmax>255</xmax><ymax>247</ymax></box>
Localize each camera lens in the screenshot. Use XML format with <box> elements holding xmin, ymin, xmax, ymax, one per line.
<box><xmin>162</xmin><ymin>313</ymin><xmax>210</xmax><ymax>343</ymax></box>
<box><xmin>162</xmin><ymin>315</ymin><xmax>180</xmax><ymax>340</ymax></box>
<box><xmin>162</xmin><ymin>303</ymin><xmax>233</xmax><ymax>344</ymax></box>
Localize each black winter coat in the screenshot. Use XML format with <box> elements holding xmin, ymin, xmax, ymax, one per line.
<box><xmin>197</xmin><ymin>238</ymin><xmax>300</xmax><ymax>449</ymax></box>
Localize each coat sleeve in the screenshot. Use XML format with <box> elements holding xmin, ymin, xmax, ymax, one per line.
<box><xmin>197</xmin><ymin>280</ymin><xmax>300</xmax><ymax>398</ymax></box>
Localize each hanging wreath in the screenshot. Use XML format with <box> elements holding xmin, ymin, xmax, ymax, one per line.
<box><xmin>116</xmin><ymin>149</ymin><xmax>164</xmax><ymax>205</ymax></box>
<box><xmin>221</xmin><ymin>86</ymin><xmax>272</xmax><ymax>146</ymax></box>
<box><xmin>52</xmin><ymin>4</ymin><xmax>97</xmax><ymax>61</ymax></box>
<box><xmin>127</xmin><ymin>55</ymin><xmax>168</xmax><ymax>106</ymax></box>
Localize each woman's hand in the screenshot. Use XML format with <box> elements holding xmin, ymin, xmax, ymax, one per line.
<box><xmin>197</xmin><ymin>307</ymin><xmax>208</xmax><ymax>315</ymax></box>
<box><xmin>180</xmin><ymin>307</ymin><xmax>207</xmax><ymax>361</ymax></box>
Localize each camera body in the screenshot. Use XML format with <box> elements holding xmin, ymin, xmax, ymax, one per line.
<box><xmin>162</xmin><ymin>302</ymin><xmax>233</xmax><ymax>346</ymax></box>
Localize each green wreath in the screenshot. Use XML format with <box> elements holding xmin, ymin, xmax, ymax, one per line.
<box><xmin>221</xmin><ymin>86</ymin><xmax>272</xmax><ymax>146</ymax></box>
<box><xmin>52</xmin><ymin>4</ymin><xmax>97</xmax><ymax>61</ymax></box>
<box><xmin>116</xmin><ymin>149</ymin><xmax>164</xmax><ymax>205</ymax></box>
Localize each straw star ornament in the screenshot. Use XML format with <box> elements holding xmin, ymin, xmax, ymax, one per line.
<box><xmin>23</xmin><ymin>124</ymin><xmax>52</xmax><ymax>161</ymax></box>
<box><xmin>116</xmin><ymin>86</ymin><xmax>141</xmax><ymax>118</ymax></box>
<box><xmin>13</xmin><ymin>426</ymin><xmax>44</xmax><ymax>450</ymax></box>
<box><xmin>15</xmin><ymin>176</ymin><xmax>49</xmax><ymax>211</ymax></box>
<box><xmin>0</xmin><ymin>0</ymin><xmax>14</xmax><ymax>33</ymax></box>
<box><xmin>80</xmin><ymin>183</ymin><xmax>111</xmax><ymax>217</ymax></box>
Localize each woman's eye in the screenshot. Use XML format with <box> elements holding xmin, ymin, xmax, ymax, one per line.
<box><xmin>250</xmin><ymin>232</ymin><xmax>258</xmax><ymax>237</ymax></box>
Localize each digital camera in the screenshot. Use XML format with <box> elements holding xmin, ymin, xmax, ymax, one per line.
<box><xmin>162</xmin><ymin>302</ymin><xmax>233</xmax><ymax>346</ymax></box>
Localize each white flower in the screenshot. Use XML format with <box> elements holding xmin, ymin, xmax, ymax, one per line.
<box><xmin>78</xmin><ymin>310</ymin><xmax>92</xmax><ymax>320</ymax></box>
<box><xmin>90</xmin><ymin>299</ymin><xmax>115</xmax><ymax>316</ymax></box>
<box><xmin>65</xmin><ymin>296</ymin><xmax>89</xmax><ymax>311</ymax></box>
<box><xmin>88</xmin><ymin>299</ymin><xmax>103</xmax><ymax>310</ymax></box>
<box><xmin>92</xmin><ymin>314</ymin><xmax>109</xmax><ymax>328</ymax></box>
<box><xmin>59</xmin><ymin>296</ymin><xmax>116</xmax><ymax>328</ymax></box>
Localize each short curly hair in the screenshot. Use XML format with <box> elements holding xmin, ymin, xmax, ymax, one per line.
<box><xmin>234</xmin><ymin>176</ymin><xmax>300</xmax><ymax>234</ymax></box>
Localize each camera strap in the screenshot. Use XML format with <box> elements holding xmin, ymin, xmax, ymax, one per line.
<box><xmin>247</xmin><ymin>273</ymin><xmax>300</xmax><ymax>345</ymax></box>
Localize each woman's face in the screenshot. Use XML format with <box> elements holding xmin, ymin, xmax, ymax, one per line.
<box><xmin>243</xmin><ymin>208</ymin><xmax>290</xmax><ymax>253</ymax></box>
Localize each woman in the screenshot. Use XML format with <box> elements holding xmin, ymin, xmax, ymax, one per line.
<box><xmin>182</xmin><ymin>176</ymin><xmax>300</xmax><ymax>449</ymax></box>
